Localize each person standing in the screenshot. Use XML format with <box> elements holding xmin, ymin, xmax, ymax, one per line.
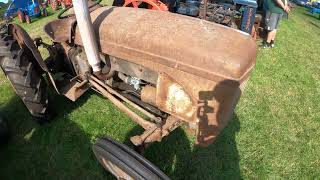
<box><xmin>263</xmin><ymin>0</ymin><xmax>290</xmax><ymax>48</ymax></box>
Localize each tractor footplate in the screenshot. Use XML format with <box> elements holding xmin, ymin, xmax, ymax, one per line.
<box><xmin>61</xmin><ymin>79</ymin><xmax>90</xmax><ymax>101</ymax></box>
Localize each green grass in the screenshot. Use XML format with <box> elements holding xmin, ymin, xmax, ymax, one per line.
<box><xmin>1</xmin><ymin>5</ymin><xmax>320</xmax><ymax>179</ymax></box>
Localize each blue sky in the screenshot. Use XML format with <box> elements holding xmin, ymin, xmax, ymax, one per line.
<box><xmin>0</xmin><ymin>0</ymin><xmax>9</xmax><ymax>3</ymax></box>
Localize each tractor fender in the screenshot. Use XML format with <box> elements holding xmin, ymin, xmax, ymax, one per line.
<box><xmin>43</xmin><ymin>1</ymin><xmax>102</xmax><ymax>43</ymax></box>
<box><xmin>43</xmin><ymin>18</ymin><xmax>77</xmax><ymax>43</ymax></box>
<box><xmin>7</xmin><ymin>24</ymin><xmax>60</xmax><ymax>94</ymax></box>
<box><xmin>8</xmin><ymin>24</ymin><xmax>49</xmax><ymax>72</ymax></box>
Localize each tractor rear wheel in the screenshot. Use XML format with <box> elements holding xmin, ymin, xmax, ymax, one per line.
<box><xmin>25</xmin><ymin>15</ymin><xmax>31</xmax><ymax>24</ymax></box>
<box><xmin>93</xmin><ymin>137</ymin><xmax>170</xmax><ymax>180</ymax></box>
<box><xmin>17</xmin><ymin>10</ymin><xmax>25</xmax><ymax>23</ymax></box>
<box><xmin>51</xmin><ymin>0</ymin><xmax>58</xmax><ymax>11</ymax></box>
<box><xmin>0</xmin><ymin>33</ymin><xmax>49</xmax><ymax>123</ymax></box>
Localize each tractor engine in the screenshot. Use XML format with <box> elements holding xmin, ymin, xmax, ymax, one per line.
<box><xmin>67</xmin><ymin>46</ymin><xmax>165</xmax><ymax>118</ymax></box>
<box><xmin>199</xmin><ymin>2</ymin><xmax>239</xmax><ymax>27</ymax></box>
<box><xmin>0</xmin><ymin>3</ymin><xmax>257</xmax><ymax>179</ymax></box>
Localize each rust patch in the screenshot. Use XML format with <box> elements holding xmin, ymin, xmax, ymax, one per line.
<box><xmin>165</xmin><ymin>83</ymin><xmax>193</xmax><ymax>115</ymax></box>
<box><xmin>156</xmin><ymin>73</ymin><xmax>197</xmax><ymax>121</ymax></box>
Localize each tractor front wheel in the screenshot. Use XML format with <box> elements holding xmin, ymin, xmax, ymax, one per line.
<box><xmin>93</xmin><ymin>137</ymin><xmax>170</xmax><ymax>180</ymax></box>
<box><xmin>17</xmin><ymin>10</ymin><xmax>25</xmax><ymax>23</ymax></box>
<box><xmin>0</xmin><ymin>32</ymin><xmax>49</xmax><ymax>123</ymax></box>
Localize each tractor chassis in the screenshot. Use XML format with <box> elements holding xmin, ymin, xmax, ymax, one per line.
<box><xmin>5</xmin><ymin>23</ymin><xmax>182</xmax><ymax>147</ymax></box>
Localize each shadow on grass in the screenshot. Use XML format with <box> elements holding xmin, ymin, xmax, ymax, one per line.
<box><xmin>309</xmin><ymin>21</ymin><xmax>320</xmax><ymax>29</ymax></box>
<box><xmin>0</xmin><ymin>78</ymin><xmax>241</xmax><ymax>180</ymax></box>
<box><xmin>125</xmin><ymin>115</ymin><xmax>241</xmax><ymax>179</ymax></box>
<box><xmin>0</xmin><ymin>91</ymin><xmax>113</xmax><ymax>179</ymax></box>
<box><xmin>303</xmin><ymin>12</ymin><xmax>320</xmax><ymax>20</ymax></box>
<box><xmin>125</xmin><ymin>80</ymin><xmax>242</xmax><ymax>179</ymax></box>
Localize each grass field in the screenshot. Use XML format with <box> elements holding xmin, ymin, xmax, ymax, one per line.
<box><xmin>1</xmin><ymin>4</ymin><xmax>320</xmax><ymax>180</ymax></box>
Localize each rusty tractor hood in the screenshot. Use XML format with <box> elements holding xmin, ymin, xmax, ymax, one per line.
<box><xmin>45</xmin><ymin>6</ymin><xmax>257</xmax><ymax>82</ymax></box>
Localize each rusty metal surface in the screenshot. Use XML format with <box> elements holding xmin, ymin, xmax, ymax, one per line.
<box><xmin>89</xmin><ymin>75</ymin><xmax>156</xmax><ymax>129</ymax></box>
<box><xmin>61</xmin><ymin>79</ymin><xmax>90</xmax><ymax>101</ymax></box>
<box><xmin>90</xmin><ymin>75</ymin><xmax>184</xmax><ymax>146</ymax></box>
<box><xmin>72</xmin><ymin>6</ymin><xmax>256</xmax><ymax>82</ymax></box>
<box><xmin>90</xmin><ymin>75</ymin><xmax>161</xmax><ymax>123</ymax></box>
<box><xmin>142</xmin><ymin>67</ymin><xmax>245</xmax><ymax>146</ymax></box>
<box><xmin>110</xmin><ymin>56</ymin><xmax>158</xmax><ymax>84</ymax></box>
<box><xmin>130</xmin><ymin>116</ymin><xmax>181</xmax><ymax>146</ymax></box>
<box><xmin>44</xmin><ymin>18</ymin><xmax>76</xmax><ymax>43</ymax></box>
<box><xmin>156</xmin><ymin>73</ymin><xmax>197</xmax><ymax>121</ymax></box>
<box><xmin>44</xmin><ymin>1</ymin><xmax>102</xmax><ymax>43</ymax></box>
<box><xmin>195</xmin><ymin>79</ymin><xmax>242</xmax><ymax>146</ymax></box>
<box><xmin>43</xmin><ymin>7</ymin><xmax>257</xmax><ymax>146</ymax></box>
<box><xmin>141</xmin><ymin>85</ymin><xmax>157</xmax><ymax>106</ymax></box>
<box><xmin>8</xmin><ymin>24</ymin><xmax>49</xmax><ymax>72</ymax></box>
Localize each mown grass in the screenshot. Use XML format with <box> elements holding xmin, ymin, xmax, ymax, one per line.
<box><xmin>1</xmin><ymin>4</ymin><xmax>320</xmax><ymax>180</ymax></box>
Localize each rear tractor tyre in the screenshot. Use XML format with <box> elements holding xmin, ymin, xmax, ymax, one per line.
<box><xmin>93</xmin><ymin>137</ymin><xmax>170</xmax><ymax>180</ymax></box>
<box><xmin>0</xmin><ymin>33</ymin><xmax>49</xmax><ymax>123</ymax></box>
<box><xmin>17</xmin><ymin>10</ymin><xmax>25</xmax><ymax>23</ymax></box>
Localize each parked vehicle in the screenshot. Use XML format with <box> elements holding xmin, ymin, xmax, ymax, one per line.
<box><xmin>113</xmin><ymin>0</ymin><xmax>260</xmax><ymax>38</ymax></box>
<box><xmin>48</xmin><ymin>0</ymin><xmax>72</xmax><ymax>11</ymax></box>
<box><xmin>293</xmin><ymin>0</ymin><xmax>309</xmax><ymax>6</ymax></box>
<box><xmin>4</xmin><ymin>0</ymin><xmax>47</xmax><ymax>24</ymax></box>
<box><xmin>312</xmin><ymin>1</ymin><xmax>320</xmax><ymax>8</ymax></box>
<box><xmin>0</xmin><ymin>0</ymin><xmax>256</xmax><ymax>178</ymax></box>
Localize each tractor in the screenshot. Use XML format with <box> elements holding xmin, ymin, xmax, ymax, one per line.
<box><xmin>112</xmin><ymin>0</ymin><xmax>262</xmax><ymax>38</ymax></box>
<box><xmin>4</xmin><ymin>0</ymin><xmax>48</xmax><ymax>24</ymax></box>
<box><xmin>0</xmin><ymin>0</ymin><xmax>256</xmax><ymax>178</ymax></box>
<box><xmin>48</xmin><ymin>0</ymin><xmax>73</xmax><ymax>11</ymax></box>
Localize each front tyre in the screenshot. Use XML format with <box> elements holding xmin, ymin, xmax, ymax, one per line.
<box><xmin>93</xmin><ymin>137</ymin><xmax>170</xmax><ymax>180</ymax></box>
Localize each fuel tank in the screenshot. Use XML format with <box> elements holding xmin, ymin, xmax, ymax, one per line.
<box><xmin>44</xmin><ymin>7</ymin><xmax>257</xmax><ymax>146</ymax></box>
